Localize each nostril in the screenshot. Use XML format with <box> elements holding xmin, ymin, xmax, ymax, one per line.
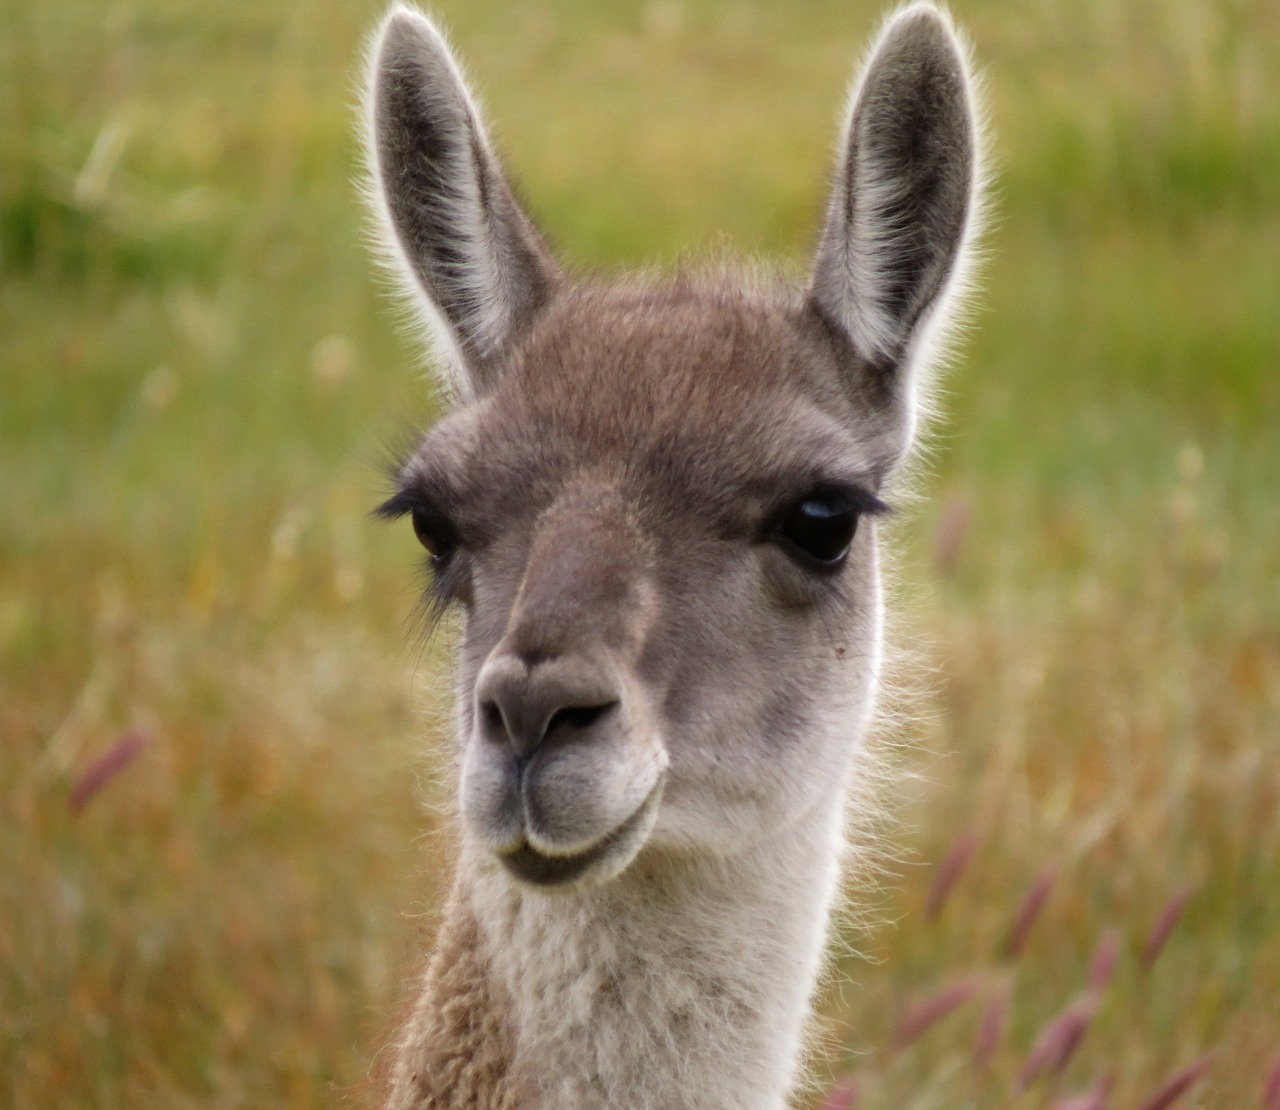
<box><xmin>544</xmin><ymin>701</ymin><xmax>617</xmax><ymax>741</ymax></box>
<box><xmin>476</xmin><ymin>656</ymin><xmax>620</xmax><ymax>759</ymax></box>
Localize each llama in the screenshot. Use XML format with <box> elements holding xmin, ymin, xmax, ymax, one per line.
<box><xmin>362</xmin><ymin>3</ymin><xmax>983</xmax><ymax>1106</ymax></box>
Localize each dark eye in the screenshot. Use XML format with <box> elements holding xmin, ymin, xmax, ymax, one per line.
<box><xmin>411</xmin><ymin>506</ymin><xmax>457</xmax><ymax>564</ymax></box>
<box><xmin>775</xmin><ymin>493</ymin><xmax>859</xmax><ymax>569</ymax></box>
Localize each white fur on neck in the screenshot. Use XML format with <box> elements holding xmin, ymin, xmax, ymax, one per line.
<box><xmin>464</xmin><ymin>776</ymin><xmax>850</xmax><ymax>1110</ymax></box>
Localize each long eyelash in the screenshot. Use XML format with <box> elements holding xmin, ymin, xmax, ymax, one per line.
<box><xmin>417</xmin><ymin>558</ymin><xmax>459</xmax><ymax>628</ymax></box>
<box><xmin>760</xmin><ymin>482</ymin><xmax>892</xmax><ymax>542</ymax></box>
<box><xmin>403</xmin><ymin>575</ymin><xmax>458</xmax><ymax>672</ymax></box>
<box><xmin>823</xmin><ymin>484</ymin><xmax>894</xmax><ymax>517</ymax></box>
<box><xmin>374</xmin><ymin>489</ymin><xmax>418</xmax><ymax>521</ymax></box>
<box><xmin>373</xmin><ymin>486</ymin><xmax>466</xmax><ymax>626</ymax></box>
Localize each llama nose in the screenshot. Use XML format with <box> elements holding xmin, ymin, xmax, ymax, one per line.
<box><xmin>475</xmin><ymin>653</ymin><xmax>619</xmax><ymax>761</ymax></box>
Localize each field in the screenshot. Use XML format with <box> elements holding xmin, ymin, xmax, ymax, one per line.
<box><xmin>2</xmin><ymin>0</ymin><xmax>1278</xmax><ymax>1106</ymax></box>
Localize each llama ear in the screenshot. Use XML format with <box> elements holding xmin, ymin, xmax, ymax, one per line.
<box><xmin>809</xmin><ymin>3</ymin><xmax>981</xmax><ymax>458</ymax></box>
<box><xmin>364</xmin><ymin>5</ymin><xmax>560</xmax><ymax>397</ymax></box>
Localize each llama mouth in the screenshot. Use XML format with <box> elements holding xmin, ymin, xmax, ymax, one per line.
<box><xmin>498</xmin><ymin>782</ymin><xmax>661</xmax><ymax>888</ymax></box>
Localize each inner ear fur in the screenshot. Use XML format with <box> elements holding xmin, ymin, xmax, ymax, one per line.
<box><xmin>809</xmin><ymin>3</ymin><xmax>982</xmax><ymax>457</ymax></box>
<box><xmin>365</xmin><ymin>4</ymin><xmax>560</xmax><ymax>396</ymax></box>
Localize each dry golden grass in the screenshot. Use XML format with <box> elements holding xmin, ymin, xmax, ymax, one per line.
<box><xmin>2</xmin><ymin>0</ymin><xmax>1277</xmax><ymax>1106</ymax></box>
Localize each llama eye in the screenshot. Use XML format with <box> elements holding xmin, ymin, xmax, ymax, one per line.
<box><xmin>411</xmin><ymin>506</ymin><xmax>457</xmax><ymax>564</ymax></box>
<box><xmin>776</xmin><ymin>495</ymin><xmax>859</xmax><ymax>569</ymax></box>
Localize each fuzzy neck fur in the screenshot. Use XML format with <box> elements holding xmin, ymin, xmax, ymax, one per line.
<box><xmin>384</xmin><ymin>780</ymin><xmax>850</xmax><ymax>1110</ymax></box>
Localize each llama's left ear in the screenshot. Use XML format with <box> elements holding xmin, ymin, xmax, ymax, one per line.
<box><xmin>810</xmin><ymin>3</ymin><xmax>982</xmax><ymax>461</ymax></box>
<box><xmin>364</xmin><ymin>4</ymin><xmax>561</xmax><ymax>398</ymax></box>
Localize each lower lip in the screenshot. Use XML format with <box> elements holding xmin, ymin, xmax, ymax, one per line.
<box><xmin>499</xmin><ymin>841</ymin><xmax>607</xmax><ymax>886</ymax></box>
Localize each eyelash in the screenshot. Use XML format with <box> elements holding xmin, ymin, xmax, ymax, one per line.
<box><xmin>375</xmin><ymin>491</ymin><xmax>465</xmax><ymax>598</ymax></box>
<box><xmin>762</xmin><ymin>484</ymin><xmax>889</xmax><ymax>530</ymax></box>
<box><xmin>377</xmin><ymin>480</ymin><xmax>891</xmax><ymax>601</ymax></box>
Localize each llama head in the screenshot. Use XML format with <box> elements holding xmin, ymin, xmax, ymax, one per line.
<box><xmin>365</xmin><ymin>3</ymin><xmax>981</xmax><ymax>887</ymax></box>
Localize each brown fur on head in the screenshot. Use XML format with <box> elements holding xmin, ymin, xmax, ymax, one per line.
<box><xmin>365</xmin><ymin>3</ymin><xmax>982</xmax><ymax>891</ymax></box>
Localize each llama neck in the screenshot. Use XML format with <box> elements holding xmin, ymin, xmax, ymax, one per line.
<box><xmin>431</xmin><ymin>786</ymin><xmax>848</xmax><ymax>1110</ymax></box>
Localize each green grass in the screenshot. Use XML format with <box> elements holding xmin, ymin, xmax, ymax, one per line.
<box><xmin>2</xmin><ymin>0</ymin><xmax>1278</xmax><ymax>1106</ymax></box>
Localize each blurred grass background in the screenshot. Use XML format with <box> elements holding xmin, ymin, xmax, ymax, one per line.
<box><xmin>2</xmin><ymin>0</ymin><xmax>1277</xmax><ymax>1106</ymax></box>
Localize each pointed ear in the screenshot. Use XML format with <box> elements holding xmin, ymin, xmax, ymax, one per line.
<box><xmin>363</xmin><ymin>5</ymin><xmax>560</xmax><ymax>397</ymax></box>
<box><xmin>809</xmin><ymin>3</ymin><xmax>982</xmax><ymax>461</ymax></box>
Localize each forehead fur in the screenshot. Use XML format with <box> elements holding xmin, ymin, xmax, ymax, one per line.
<box><xmin>505</xmin><ymin>274</ymin><xmax>848</xmax><ymax>420</ymax></box>
<box><xmin>405</xmin><ymin>273</ymin><xmax>897</xmax><ymax>525</ymax></box>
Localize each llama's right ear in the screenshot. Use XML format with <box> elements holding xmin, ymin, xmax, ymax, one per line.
<box><xmin>364</xmin><ymin>5</ymin><xmax>560</xmax><ymax>397</ymax></box>
<box><xmin>809</xmin><ymin>4</ymin><xmax>982</xmax><ymax>464</ymax></box>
